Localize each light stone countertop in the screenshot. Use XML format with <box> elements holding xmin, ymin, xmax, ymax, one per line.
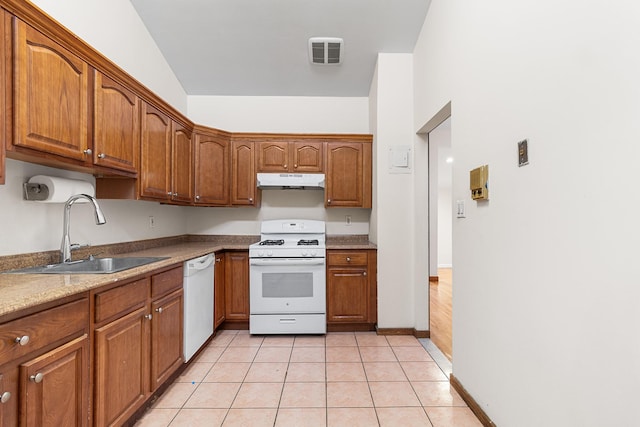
<box><xmin>0</xmin><ymin>237</ymin><xmax>376</xmax><ymax>320</ymax></box>
<box><xmin>0</xmin><ymin>242</ymin><xmax>237</xmax><ymax>319</ymax></box>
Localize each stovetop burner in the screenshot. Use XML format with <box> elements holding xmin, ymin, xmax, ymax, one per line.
<box><xmin>259</xmin><ymin>239</ymin><xmax>285</xmax><ymax>246</ymax></box>
<box><xmin>297</xmin><ymin>239</ymin><xmax>319</xmax><ymax>246</ymax></box>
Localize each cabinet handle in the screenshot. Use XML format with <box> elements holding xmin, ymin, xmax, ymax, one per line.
<box><xmin>215</xmin><ymin>258</ymin><xmax>221</xmax><ymax>262</ymax></box>
<box><xmin>167</xmin><ymin>191</ymin><xmax>172</xmax><ymax>196</ymax></box>
<box><xmin>14</xmin><ymin>335</ymin><xmax>30</xmax><ymax>346</ymax></box>
<box><xmin>155</xmin><ymin>307</ymin><xmax>163</xmax><ymax>313</ymax></box>
<box><xmin>83</xmin><ymin>148</ymin><xmax>92</xmax><ymax>155</ymax></box>
<box><xmin>173</xmin><ymin>192</ymin><xmax>178</xmax><ymax>197</ymax></box>
<box><xmin>97</xmin><ymin>153</ymin><xmax>106</xmax><ymax>159</ymax></box>
<box><xmin>144</xmin><ymin>314</ymin><xmax>153</xmax><ymax>320</ymax></box>
<box><xmin>346</xmin><ymin>257</ymin><xmax>351</xmax><ymax>262</ymax></box>
<box><xmin>30</xmin><ymin>373</ymin><xmax>44</xmax><ymax>383</ymax></box>
<box><xmin>0</xmin><ymin>392</ymin><xmax>10</xmax><ymax>403</ymax></box>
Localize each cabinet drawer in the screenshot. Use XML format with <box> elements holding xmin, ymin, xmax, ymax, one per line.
<box><xmin>95</xmin><ymin>278</ymin><xmax>148</xmax><ymax>324</ymax></box>
<box><xmin>151</xmin><ymin>266</ymin><xmax>183</xmax><ymax>298</ymax></box>
<box><xmin>0</xmin><ymin>298</ymin><xmax>88</xmax><ymax>365</ymax></box>
<box><xmin>327</xmin><ymin>252</ymin><xmax>368</xmax><ymax>266</ymax></box>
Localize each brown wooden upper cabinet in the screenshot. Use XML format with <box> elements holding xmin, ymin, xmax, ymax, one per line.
<box><xmin>140</xmin><ymin>102</ymin><xmax>172</xmax><ymax>201</ymax></box>
<box><xmin>170</xmin><ymin>122</ymin><xmax>193</xmax><ymax>204</ymax></box>
<box><xmin>231</xmin><ymin>138</ymin><xmax>259</xmax><ymax>206</ymax></box>
<box><xmin>93</xmin><ymin>71</ymin><xmax>140</xmax><ymax>175</ymax></box>
<box><xmin>12</xmin><ymin>18</ymin><xmax>91</xmax><ymax>163</ymax></box>
<box><xmin>194</xmin><ymin>130</ymin><xmax>230</xmax><ymax>206</ymax></box>
<box><xmin>256</xmin><ymin>140</ymin><xmax>323</xmax><ymax>173</ymax></box>
<box><xmin>325</xmin><ymin>141</ymin><xmax>372</xmax><ymax>208</ymax></box>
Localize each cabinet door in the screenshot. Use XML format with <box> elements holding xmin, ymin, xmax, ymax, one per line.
<box><xmin>256</xmin><ymin>141</ymin><xmax>289</xmax><ymax>172</ymax></box>
<box><xmin>150</xmin><ymin>289</ymin><xmax>183</xmax><ymax>390</ymax></box>
<box><xmin>94</xmin><ymin>307</ymin><xmax>149</xmax><ymax>427</ymax></box>
<box><xmin>194</xmin><ymin>133</ymin><xmax>230</xmax><ymax>205</ymax></box>
<box><xmin>171</xmin><ymin>122</ymin><xmax>193</xmax><ymax>204</ymax></box>
<box><xmin>13</xmin><ymin>18</ymin><xmax>90</xmax><ymax>162</ymax></box>
<box><xmin>231</xmin><ymin>140</ymin><xmax>257</xmax><ymax>206</ymax></box>
<box><xmin>325</xmin><ymin>142</ymin><xmax>365</xmax><ymax>207</ymax></box>
<box><xmin>20</xmin><ymin>335</ymin><xmax>89</xmax><ymax>427</ymax></box>
<box><xmin>140</xmin><ymin>103</ymin><xmax>171</xmax><ymax>201</ymax></box>
<box><xmin>224</xmin><ymin>252</ymin><xmax>249</xmax><ymax>321</ymax></box>
<box><xmin>214</xmin><ymin>253</ymin><xmax>226</xmax><ymax>329</ymax></box>
<box><xmin>0</xmin><ymin>10</ymin><xmax>6</xmax><ymax>185</ymax></box>
<box><xmin>0</xmin><ymin>369</ymin><xmax>19</xmax><ymax>427</ymax></box>
<box><xmin>327</xmin><ymin>267</ymin><xmax>369</xmax><ymax>323</ymax></box>
<box><xmin>292</xmin><ymin>141</ymin><xmax>323</xmax><ymax>172</ymax></box>
<box><xmin>94</xmin><ymin>71</ymin><xmax>140</xmax><ymax>174</ymax></box>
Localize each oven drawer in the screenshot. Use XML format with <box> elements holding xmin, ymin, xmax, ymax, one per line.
<box><xmin>249</xmin><ymin>314</ymin><xmax>326</xmax><ymax>334</ymax></box>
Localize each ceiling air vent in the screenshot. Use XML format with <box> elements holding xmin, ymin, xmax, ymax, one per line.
<box><xmin>308</xmin><ymin>37</ymin><xmax>343</xmax><ymax>65</ymax></box>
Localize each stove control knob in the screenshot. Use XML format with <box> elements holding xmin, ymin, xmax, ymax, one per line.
<box><xmin>258</xmin><ymin>250</ymin><xmax>264</xmax><ymax>257</ymax></box>
<box><xmin>301</xmin><ymin>250</ymin><xmax>308</xmax><ymax>257</ymax></box>
<box><xmin>310</xmin><ymin>250</ymin><xmax>317</xmax><ymax>257</ymax></box>
<box><xmin>267</xmin><ymin>250</ymin><xmax>273</xmax><ymax>257</ymax></box>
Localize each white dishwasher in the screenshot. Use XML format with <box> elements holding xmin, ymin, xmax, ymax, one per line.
<box><xmin>183</xmin><ymin>253</ymin><xmax>215</xmax><ymax>362</ymax></box>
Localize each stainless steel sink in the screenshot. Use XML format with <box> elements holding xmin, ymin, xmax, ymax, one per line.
<box><xmin>4</xmin><ymin>257</ymin><xmax>169</xmax><ymax>274</ymax></box>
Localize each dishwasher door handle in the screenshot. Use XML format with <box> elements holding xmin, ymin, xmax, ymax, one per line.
<box><xmin>186</xmin><ymin>254</ymin><xmax>215</xmax><ymax>271</ymax></box>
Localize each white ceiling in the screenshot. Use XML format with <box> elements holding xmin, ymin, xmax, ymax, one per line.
<box><xmin>129</xmin><ymin>0</ymin><xmax>431</xmax><ymax>97</ymax></box>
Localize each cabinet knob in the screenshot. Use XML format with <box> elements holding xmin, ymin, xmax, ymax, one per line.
<box><xmin>173</xmin><ymin>192</ymin><xmax>178</xmax><ymax>197</ymax></box>
<box><xmin>215</xmin><ymin>258</ymin><xmax>221</xmax><ymax>262</ymax></box>
<box><xmin>0</xmin><ymin>392</ymin><xmax>10</xmax><ymax>403</ymax></box>
<box><xmin>155</xmin><ymin>307</ymin><xmax>163</xmax><ymax>313</ymax></box>
<box><xmin>294</xmin><ymin>164</ymin><xmax>298</xmax><ymax>168</ymax></box>
<box><xmin>283</xmin><ymin>164</ymin><xmax>287</xmax><ymax>169</ymax></box>
<box><xmin>195</xmin><ymin>195</ymin><xmax>201</xmax><ymax>200</ymax></box>
<box><xmin>30</xmin><ymin>373</ymin><xmax>44</xmax><ymax>383</ymax></box>
<box><xmin>14</xmin><ymin>335</ymin><xmax>30</xmax><ymax>346</ymax></box>
<box><xmin>83</xmin><ymin>148</ymin><xmax>92</xmax><ymax>155</ymax></box>
<box><xmin>144</xmin><ymin>314</ymin><xmax>153</xmax><ymax>320</ymax></box>
<box><xmin>327</xmin><ymin>199</ymin><xmax>331</xmax><ymax>204</ymax></box>
<box><xmin>249</xmin><ymin>198</ymin><xmax>253</xmax><ymax>203</ymax></box>
<box><xmin>97</xmin><ymin>153</ymin><xmax>106</xmax><ymax>159</ymax></box>
<box><xmin>167</xmin><ymin>191</ymin><xmax>172</xmax><ymax>196</ymax></box>
<box><xmin>346</xmin><ymin>257</ymin><xmax>351</xmax><ymax>262</ymax></box>
<box><xmin>363</xmin><ymin>271</ymin><xmax>367</xmax><ymax>276</ymax></box>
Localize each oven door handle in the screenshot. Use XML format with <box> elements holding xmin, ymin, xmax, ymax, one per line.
<box><xmin>249</xmin><ymin>258</ymin><xmax>326</xmax><ymax>266</ymax></box>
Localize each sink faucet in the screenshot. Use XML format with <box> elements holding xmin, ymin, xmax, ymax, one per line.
<box><xmin>60</xmin><ymin>194</ymin><xmax>107</xmax><ymax>263</ymax></box>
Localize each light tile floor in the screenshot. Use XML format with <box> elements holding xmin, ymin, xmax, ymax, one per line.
<box><xmin>136</xmin><ymin>331</ymin><xmax>482</xmax><ymax>427</ymax></box>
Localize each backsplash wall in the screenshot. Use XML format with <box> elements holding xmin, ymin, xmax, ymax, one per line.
<box><xmin>0</xmin><ymin>159</ymin><xmax>370</xmax><ymax>257</ymax></box>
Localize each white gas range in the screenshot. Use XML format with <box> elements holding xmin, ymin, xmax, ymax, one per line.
<box><xmin>249</xmin><ymin>219</ymin><xmax>326</xmax><ymax>335</ymax></box>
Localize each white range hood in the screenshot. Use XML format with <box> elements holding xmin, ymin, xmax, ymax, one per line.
<box><xmin>257</xmin><ymin>173</ymin><xmax>325</xmax><ymax>189</ymax></box>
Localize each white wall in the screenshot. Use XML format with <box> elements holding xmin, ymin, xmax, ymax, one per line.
<box><xmin>29</xmin><ymin>0</ymin><xmax>187</xmax><ymax>113</ymax></box>
<box><xmin>188</xmin><ymin>96</ymin><xmax>369</xmax><ymax>134</ymax></box>
<box><xmin>369</xmin><ymin>54</ymin><xmax>428</xmax><ymax>330</ymax></box>
<box><xmin>0</xmin><ymin>160</ymin><xmax>187</xmax><ymax>256</ymax></box>
<box><xmin>186</xmin><ymin>96</ymin><xmax>371</xmax><ymax>236</ymax></box>
<box><xmin>414</xmin><ymin>1</ymin><xmax>640</xmax><ymax>426</ymax></box>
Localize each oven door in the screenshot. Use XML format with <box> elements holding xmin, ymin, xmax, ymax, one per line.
<box><xmin>249</xmin><ymin>257</ymin><xmax>326</xmax><ymax>314</ymax></box>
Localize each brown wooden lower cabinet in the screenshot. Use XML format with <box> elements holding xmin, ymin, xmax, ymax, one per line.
<box><xmin>214</xmin><ymin>253</ymin><xmax>226</xmax><ymax>329</ymax></box>
<box><xmin>326</xmin><ymin>249</ymin><xmax>377</xmax><ymax>331</ymax></box>
<box><xmin>92</xmin><ymin>266</ymin><xmax>183</xmax><ymax>427</ymax></box>
<box><xmin>224</xmin><ymin>251</ymin><xmax>250</xmax><ymax>323</ymax></box>
<box><xmin>0</xmin><ymin>296</ymin><xmax>90</xmax><ymax>427</ymax></box>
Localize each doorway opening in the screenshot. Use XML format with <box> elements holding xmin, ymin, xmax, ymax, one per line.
<box><xmin>417</xmin><ymin>102</ymin><xmax>452</xmax><ymax>362</ymax></box>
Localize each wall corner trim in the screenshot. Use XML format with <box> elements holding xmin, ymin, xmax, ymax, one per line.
<box><xmin>449</xmin><ymin>374</ymin><xmax>497</xmax><ymax>427</ymax></box>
